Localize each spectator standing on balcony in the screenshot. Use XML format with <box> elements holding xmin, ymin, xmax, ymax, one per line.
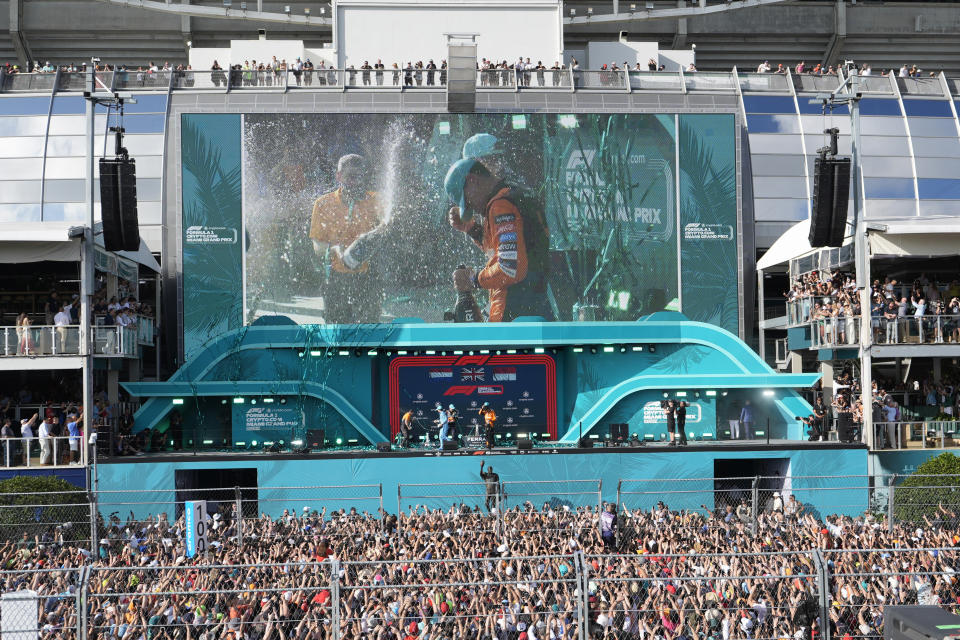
<box><xmin>38</xmin><ymin>415</ymin><xmax>57</xmax><ymax>465</ymax></box>
<box><xmin>440</xmin><ymin>59</ymin><xmax>447</xmax><ymax>85</ymax></box>
<box><xmin>44</xmin><ymin>291</ymin><xmax>59</xmax><ymax>326</ymax></box>
<box><xmin>20</xmin><ymin>414</ymin><xmax>37</xmax><ymax>464</ymax></box>
<box><xmin>361</xmin><ymin>60</ymin><xmax>372</xmax><ymax>86</ymax></box>
<box><xmin>374</xmin><ymin>59</ymin><xmax>384</xmax><ymax>85</ymax></box>
<box><xmin>425</xmin><ymin>60</ymin><xmax>436</xmax><ymax>86</ymax></box>
<box><xmin>884</xmin><ymin>300</ymin><xmax>899</xmax><ymax>343</ymax></box>
<box><xmin>795</xmin><ymin>61</ymin><xmax>806</xmax><ymax>74</ymax></box>
<box><xmin>648</xmin><ymin>58</ymin><xmax>657</xmax><ymax>71</ymax></box>
<box><xmin>1</xmin><ymin>418</ymin><xmax>14</xmax><ymax>467</ymax></box>
<box><xmin>757</xmin><ymin>60</ymin><xmax>771</xmax><ymax>73</ymax></box>
<box><xmin>54</xmin><ymin>303</ymin><xmax>72</xmax><ymax>354</ymax></box>
<box><xmin>738</xmin><ymin>400</ymin><xmax>754</xmax><ymax>440</ymax></box>
<box><xmin>16</xmin><ymin>313</ymin><xmax>34</xmax><ymax>356</ymax></box>
<box><xmin>66</xmin><ymin>412</ymin><xmax>82</xmax><ymax>464</ymax></box>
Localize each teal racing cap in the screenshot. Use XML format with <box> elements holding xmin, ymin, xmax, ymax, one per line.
<box><xmin>462</xmin><ymin>133</ymin><xmax>501</xmax><ymax>160</ymax></box>
<box><xmin>444</xmin><ymin>157</ymin><xmax>476</xmax><ymax>222</ymax></box>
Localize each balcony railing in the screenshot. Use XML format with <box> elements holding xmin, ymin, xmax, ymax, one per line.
<box><xmin>871</xmin><ymin>420</ymin><xmax>958</xmax><ymax>450</ymax></box>
<box><xmin>0</xmin><ymin>324</ymin><xmax>140</xmax><ymax>357</ymax></box>
<box><xmin>810</xmin><ymin>315</ymin><xmax>959</xmax><ymax>348</ymax></box>
<box><xmin>0</xmin><ymin>435</ymin><xmax>86</xmax><ymax>468</ymax></box>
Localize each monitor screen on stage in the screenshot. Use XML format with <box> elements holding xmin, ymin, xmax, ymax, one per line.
<box><xmin>180</xmin><ymin>113</ymin><xmax>739</xmax><ymax>358</ymax></box>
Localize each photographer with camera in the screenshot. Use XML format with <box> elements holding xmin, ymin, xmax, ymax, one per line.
<box><xmin>797</xmin><ymin>397</ymin><xmax>827</xmax><ymax>441</ymax></box>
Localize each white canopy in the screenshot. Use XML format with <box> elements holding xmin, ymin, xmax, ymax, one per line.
<box><xmin>0</xmin><ymin>222</ymin><xmax>160</xmax><ymax>272</ymax></box>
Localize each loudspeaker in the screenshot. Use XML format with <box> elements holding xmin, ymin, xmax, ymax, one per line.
<box><xmin>837</xmin><ymin>413</ymin><xmax>853</xmax><ymax>443</ymax></box>
<box><xmin>305</xmin><ymin>429</ymin><xmax>325</xmax><ymax>450</ymax></box>
<box><xmin>809</xmin><ymin>155</ymin><xmax>851</xmax><ymax>248</ymax></box>
<box><xmin>442</xmin><ymin>440</ymin><xmax>459</xmax><ymax>451</ymax></box>
<box><xmin>376</xmin><ymin>441</ymin><xmax>391</xmax><ymax>452</ymax></box>
<box><xmin>99</xmin><ymin>158</ymin><xmax>140</xmax><ymax>251</ymax></box>
<box><xmin>516</xmin><ymin>437</ymin><xmax>532</xmax><ymax>450</ymax></box>
<box><xmin>579</xmin><ymin>437</ymin><xmax>593</xmax><ymax>448</ymax></box>
<box><xmin>609</xmin><ymin>423</ymin><xmax>628</xmax><ymax>441</ymax></box>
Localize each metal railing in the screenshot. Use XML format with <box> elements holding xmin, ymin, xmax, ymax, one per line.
<box><xmin>1</xmin><ymin>324</ymin><xmax>141</xmax><ymax>356</ymax></box>
<box><xmin>1</xmin><ymin>549</ymin><xmax>957</xmax><ymax>640</ymax></box>
<box><xmin>870</xmin><ymin>420</ymin><xmax>958</xmax><ymax>450</ymax></box>
<box><xmin>5</xmin><ymin>67</ymin><xmax>960</xmax><ymax>97</ymax></box>
<box><xmin>0</xmin><ymin>435</ymin><xmax>86</xmax><ymax>468</ymax></box>
<box><xmin>0</xmin><ymin>325</ymin><xmax>81</xmax><ymax>356</ymax></box>
<box><xmin>810</xmin><ymin>315</ymin><xmax>960</xmax><ymax>348</ymax></box>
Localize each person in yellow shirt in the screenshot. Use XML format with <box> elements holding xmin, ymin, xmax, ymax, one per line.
<box><xmin>309</xmin><ymin>154</ymin><xmax>384</xmax><ymax>323</ymax></box>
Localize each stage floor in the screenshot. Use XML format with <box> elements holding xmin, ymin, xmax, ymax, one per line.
<box><xmin>103</xmin><ymin>438</ymin><xmax>866</xmax><ymax>464</ymax></box>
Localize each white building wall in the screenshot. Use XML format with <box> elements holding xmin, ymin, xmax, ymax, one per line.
<box><xmin>334</xmin><ymin>0</ymin><xmax>562</xmax><ymax>68</ymax></box>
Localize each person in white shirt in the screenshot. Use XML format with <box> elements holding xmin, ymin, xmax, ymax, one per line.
<box><xmin>38</xmin><ymin>417</ymin><xmax>57</xmax><ymax>465</ymax></box>
<box><xmin>899</xmin><ymin>64</ymin><xmax>909</xmax><ymax>77</ymax></box>
<box><xmin>53</xmin><ymin>303</ymin><xmax>72</xmax><ymax>353</ymax></box>
<box><xmin>757</xmin><ymin>60</ymin><xmax>771</xmax><ymax>73</ymax></box>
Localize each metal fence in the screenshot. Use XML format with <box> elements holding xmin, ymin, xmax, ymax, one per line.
<box><xmin>3</xmin><ymin>550</ymin><xmax>957</xmax><ymax>640</ymax></box>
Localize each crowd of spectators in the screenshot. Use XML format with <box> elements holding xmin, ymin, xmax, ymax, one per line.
<box><xmin>1</xmin><ymin>490</ymin><xmax>958</xmax><ymax>640</ymax></box>
<box><xmin>785</xmin><ymin>270</ymin><xmax>960</xmax><ymax>345</ymax></box>
<box><xmin>755</xmin><ymin>60</ymin><xmax>940</xmax><ymax>78</ymax></box>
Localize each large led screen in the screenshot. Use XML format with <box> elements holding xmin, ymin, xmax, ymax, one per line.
<box><xmin>181</xmin><ymin>113</ymin><xmax>738</xmax><ymax>358</ymax></box>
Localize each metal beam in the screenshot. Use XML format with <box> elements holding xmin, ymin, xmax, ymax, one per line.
<box><xmin>181</xmin><ymin>0</ymin><xmax>192</xmax><ymax>57</ymax></box>
<box><xmin>8</xmin><ymin>0</ymin><xmax>34</xmax><ymax>69</ymax></box>
<box><xmin>92</xmin><ymin>0</ymin><xmax>332</xmax><ymax>26</ymax></box>
<box><xmin>565</xmin><ymin>0</ymin><xmax>791</xmax><ymax>25</ymax></box>
<box><xmin>821</xmin><ymin>0</ymin><xmax>846</xmax><ymax>67</ymax></box>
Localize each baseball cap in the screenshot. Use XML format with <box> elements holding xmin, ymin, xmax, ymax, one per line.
<box><xmin>448</xmin><ymin>404</ymin><xmax>455</xmax><ymax>410</ymax></box>
<box><xmin>462</xmin><ymin>133</ymin><xmax>502</xmax><ymax>160</ymax></box>
<box><xmin>444</xmin><ymin>157</ymin><xmax>476</xmax><ymax>222</ymax></box>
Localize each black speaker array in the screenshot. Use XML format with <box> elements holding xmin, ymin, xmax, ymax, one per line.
<box><xmin>99</xmin><ymin>158</ymin><xmax>140</xmax><ymax>251</ymax></box>
<box><xmin>808</xmin><ymin>155</ymin><xmax>851</xmax><ymax>248</ymax></box>
<box><xmin>516</xmin><ymin>437</ymin><xmax>533</xmax><ymax>450</ymax></box>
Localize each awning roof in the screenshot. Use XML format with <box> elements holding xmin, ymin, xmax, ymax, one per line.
<box><xmin>756</xmin><ymin>219</ymin><xmax>813</xmax><ymax>270</ymax></box>
<box><xmin>0</xmin><ymin>222</ymin><xmax>160</xmax><ymax>273</ymax></box>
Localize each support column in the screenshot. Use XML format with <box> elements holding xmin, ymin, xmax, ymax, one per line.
<box><xmin>933</xmin><ymin>358</ymin><xmax>942</xmax><ymax>382</ymax></box>
<box><xmin>790</xmin><ymin>352</ymin><xmax>804</xmax><ymax>374</ymax></box>
<box><xmin>8</xmin><ymin>0</ymin><xmax>34</xmax><ymax>69</ymax></box>
<box><xmin>820</xmin><ymin>361</ymin><xmax>834</xmax><ymax>404</ymax></box>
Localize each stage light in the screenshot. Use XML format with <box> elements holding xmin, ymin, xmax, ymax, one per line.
<box><xmin>347</xmin><ymin>439</ymin><xmax>358</xmax><ymax>445</ymax></box>
<box><xmin>280</xmin><ymin>398</ymin><xmax>287</xmax><ymax>404</ymax></box>
<box><xmin>763</xmin><ymin>389</ymin><xmax>775</xmax><ymax>397</ymax></box>
<box><xmin>705</xmin><ymin>390</ymin><xmax>717</xmax><ymax>397</ymax></box>
<box><xmin>233</xmin><ymin>397</ymin><xmax>245</xmax><ymax>404</ymax></box>
<box><xmin>235</xmin><ymin>441</ymin><xmax>246</xmax><ymax>447</ymax></box>
<box><xmin>425</xmin><ymin>350</ymin><xmax>436</xmax><ymax>355</ymax></box>
<box><xmin>172</xmin><ymin>398</ymin><xmax>184</xmax><ymax>405</ymax></box>
<box><xmin>694</xmin><ymin>391</ymin><xmax>701</xmax><ymax>398</ymax></box>
<box><xmin>367</xmin><ymin>350</ymin><xmax>377</xmax><ymax>356</ymax></box>
<box><xmin>721</xmin><ymin>391</ymin><xmax>728</xmax><ymax>397</ymax></box>
<box><xmin>620</xmin><ymin>346</ymin><xmax>627</xmax><ymax>353</ymax></box>
<box><xmin>589</xmin><ymin>347</ymin><xmax>597</xmax><ymax>354</ymax></box>
<box><xmin>310</xmin><ymin>350</ymin><xmax>323</xmax><ymax>356</ymax></box>
<box><xmin>291</xmin><ymin>439</ymin><xmax>304</xmax><ymax>446</ymax></box>
<box><xmin>336</xmin><ymin>438</ymin><xmax>343</xmax><ymax>445</ymax></box>
<box><xmin>298</xmin><ymin>351</ymin><xmax>305</xmax><ymax>357</ymax></box>
<box><xmin>251</xmin><ymin>399</ymin><xmax>257</xmax><ymax>405</ymax></box>
<box><xmin>506</xmin><ymin>349</ymin><xmax>517</xmax><ymax>354</ymax></box>
<box><xmin>479</xmin><ymin>349</ymin><xmax>490</xmax><ymax>354</ymax></box>
<box><xmin>221</xmin><ymin>399</ymin><xmax>228</xmax><ymax>405</ymax></box>
<box><xmin>631</xmin><ymin>346</ymin><xmax>643</xmax><ymax>352</ymax></box>
<box><xmin>676</xmin><ymin>391</ymin><xmax>687</xmax><ymax>397</ymax></box>
<box><xmin>263</xmin><ymin>398</ymin><xmax>275</xmax><ymax>403</ymax></box>
<box><xmin>453</xmin><ymin>350</ymin><xmax>464</xmax><ymax>355</ymax></box>
<box><xmin>573</xmin><ymin>347</ymin><xmax>583</xmax><ymax>353</ymax></box>
<box><xmin>663</xmin><ymin>392</ymin><xmax>669</xmax><ymax>398</ymax></box>
<box><xmin>338</xmin><ymin>350</ymin><xmax>350</xmax><ymax>356</ymax></box>
<box><xmin>534</xmin><ymin>347</ymin><xmax>545</xmax><ymax>354</ymax></box>
<box><xmin>203</xmin><ymin>439</ymin><xmax>214</xmax><ymax>445</ymax></box>
<box><xmin>603</xmin><ymin>346</ymin><xmax>614</xmax><ymax>353</ymax></box>
<box><xmin>251</xmin><ymin>440</ymin><xmax>258</xmax><ymax>447</ymax></box>
<box><xmin>398</xmin><ymin>350</ymin><xmax>408</xmax><ymax>355</ymax></box>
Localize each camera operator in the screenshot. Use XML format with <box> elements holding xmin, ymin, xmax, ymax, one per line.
<box><xmin>798</xmin><ymin>400</ymin><xmax>827</xmax><ymax>441</ymax></box>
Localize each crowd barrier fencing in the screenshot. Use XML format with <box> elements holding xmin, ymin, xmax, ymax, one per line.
<box><xmin>3</xmin><ymin>550</ymin><xmax>957</xmax><ymax>640</ymax></box>
<box><xmin>2</xmin><ymin>475</ymin><xmax>960</xmax><ymax>554</ymax></box>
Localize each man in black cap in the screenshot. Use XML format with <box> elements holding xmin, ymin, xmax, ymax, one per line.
<box><xmin>478</xmin><ymin>402</ymin><xmax>496</xmax><ymax>449</ymax></box>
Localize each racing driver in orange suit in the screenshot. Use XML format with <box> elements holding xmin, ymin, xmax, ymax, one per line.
<box><xmin>445</xmin><ymin>158</ymin><xmax>553</xmax><ymax>322</ymax></box>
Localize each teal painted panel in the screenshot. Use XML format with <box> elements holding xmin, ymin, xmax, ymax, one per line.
<box><xmin>679</xmin><ymin>114</ymin><xmax>739</xmax><ymax>334</ymax></box>
<box><xmin>96</xmin><ymin>447</ymin><xmax>869</xmax><ymax>519</ymax></box>
<box><xmin>181</xmin><ymin>114</ymin><xmax>243</xmax><ymax>360</ymax></box>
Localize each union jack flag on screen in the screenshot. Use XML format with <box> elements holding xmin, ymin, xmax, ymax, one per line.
<box><xmin>460</xmin><ymin>367</ymin><xmax>486</xmax><ymax>382</ymax></box>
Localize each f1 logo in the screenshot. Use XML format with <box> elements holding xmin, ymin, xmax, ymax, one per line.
<box><xmin>444</xmin><ymin>385</ymin><xmax>478</xmax><ymax>396</ymax></box>
<box><xmin>454</xmin><ymin>355</ymin><xmax>490</xmax><ymax>366</ymax></box>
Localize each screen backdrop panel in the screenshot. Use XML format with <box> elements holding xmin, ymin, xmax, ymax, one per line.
<box><xmin>388</xmin><ymin>354</ymin><xmax>558</xmax><ymax>440</ymax></box>
<box><xmin>180</xmin><ymin>113</ymin><xmax>740</xmax><ymax>360</ymax></box>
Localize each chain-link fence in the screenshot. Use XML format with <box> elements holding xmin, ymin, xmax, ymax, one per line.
<box><xmin>0</xmin><ymin>491</ymin><xmax>93</xmax><ymax>549</ymax></box>
<box><xmin>824</xmin><ymin>548</ymin><xmax>960</xmax><ymax>640</ymax></box>
<box><xmin>584</xmin><ymin>551</ymin><xmax>823</xmax><ymax>640</ymax></box>
<box><xmin>0</xmin><ymin>568</ymin><xmax>84</xmax><ymax>640</ymax></box>
<box><xmin>617</xmin><ymin>477</ymin><xmax>759</xmax><ymax>529</ymax></box>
